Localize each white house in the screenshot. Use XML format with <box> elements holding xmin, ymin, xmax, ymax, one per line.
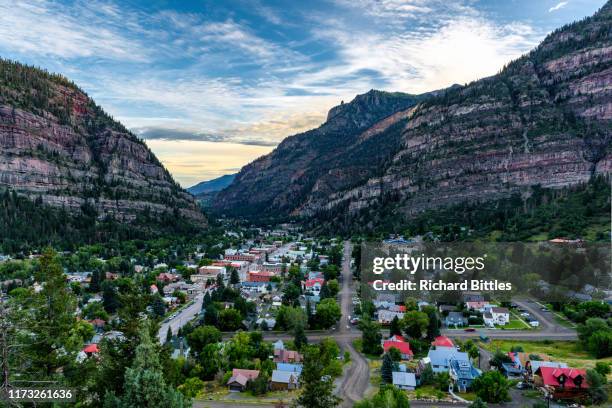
<box><xmin>392</xmin><ymin>372</ymin><xmax>416</xmax><ymax>390</ymax></box>
<box><xmin>483</xmin><ymin>307</ymin><xmax>510</xmax><ymax>326</ymax></box>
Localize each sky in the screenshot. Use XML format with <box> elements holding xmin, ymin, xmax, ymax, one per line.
<box><xmin>0</xmin><ymin>0</ymin><xmax>606</xmax><ymax>187</ymax></box>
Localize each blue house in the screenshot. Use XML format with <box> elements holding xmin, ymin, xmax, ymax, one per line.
<box><xmin>445</xmin><ymin>311</ymin><xmax>467</xmax><ymax>327</ymax></box>
<box><xmin>427</xmin><ymin>348</ymin><xmax>469</xmax><ymax>373</ymax></box>
<box><xmin>449</xmin><ymin>359</ymin><xmax>481</xmax><ymax>392</ymax></box>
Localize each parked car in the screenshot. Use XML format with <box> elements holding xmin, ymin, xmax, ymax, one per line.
<box><xmin>464</xmin><ymin>328</ymin><xmax>476</xmax><ymax>332</ymax></box>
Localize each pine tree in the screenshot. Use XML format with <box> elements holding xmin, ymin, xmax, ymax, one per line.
<box><xmin>166</xmin><ymin>326</ymin><xmax>173</xmax><ymax>344</ymax></box>
<box><xmin>294</xmin><ymin>323</ymin><xmax>308</xmax><ymax>350</ymax></box>
<box><xmin>294</xmin><ymin>346</ymin><xmax>341</xmax><ymax>408</ymax></box>
<box><xmin>109</xmin><ymin>322</ymin><xmax>190</xmax><ymax>408</ymax></box>
<box><xmin>390</xmin><ymin>315</ymin><xmax>402</xmax><ymax>336</ymax></box>
<box><xmin>381</xmin><ymin>353</ymin><xmax>394</xmax><ymax>384</ymax></box>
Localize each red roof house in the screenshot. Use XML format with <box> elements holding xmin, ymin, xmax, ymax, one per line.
<box><xmin>383</xmin><ymin>340</ymin><xmax>413</xmax><ymax>360</ymax></box>
<box><xmin>535</xmin><ymin>367</ymin><xmax>588</xmax><ymax>400</ymax></box>
<box><xmin>83</xmin><ymin>344</ymin><xmax>99</xmax><ymax>354</ymax></box>
<box><xmin>431</xmin><ymin>335</ymin><xmax>455</xmax><ymax>348</ymax></box>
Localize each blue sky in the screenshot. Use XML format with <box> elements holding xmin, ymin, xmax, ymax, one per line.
<box><xmin>0</xmin><ymin>0</ymin><xmax>606</xmax><ymax>186</ymax></box>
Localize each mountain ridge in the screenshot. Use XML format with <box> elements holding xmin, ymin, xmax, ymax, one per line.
<box><xmin>213</xmin><ymin>2</ymin><xmax>612</xmax><ymax>228</ymax></box>
<box><xmin>0</xmin><ymin>59</ymin><xmax>206</xmax><ymax>230</ymax></box>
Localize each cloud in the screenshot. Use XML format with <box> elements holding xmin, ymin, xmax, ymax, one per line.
<box><xmin>549</xmin><ymin>1</ymin><xmax>569</xmax><ymax>12</ymax></box>
<box><xmin>134</xmin><ymin>126</ymin><xmax>278</xmax><ymax>146</ymax></box>
<box><xmin>0</xmin><ymin>0</ymin><xmax>149</xmax><ymax>61</ymax></box>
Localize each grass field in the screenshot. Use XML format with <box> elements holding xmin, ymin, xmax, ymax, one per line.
<box><xmin>482</xmin><ymin>340</ymin><xmax>612</xmax><ymax>373</ymax></box>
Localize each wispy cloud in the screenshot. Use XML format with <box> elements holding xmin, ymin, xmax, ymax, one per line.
<box><xmin>0</xmin><ymin>0</ymin><xmax>149</xmax><ymax>61</ymax></box>
<box><xmin>549</xmin><ymin>1</ymin><xmax>569</xmax><ymax>12</ymax></box>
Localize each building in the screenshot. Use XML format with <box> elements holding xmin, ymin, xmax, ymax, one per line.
<box><xmin>249</xmin><ymin>271</ymin><xmax>275</xmax><ymax>282</ymax></box>
<box><xmin>383</xmin><ymin>340</ymin><xmax>413</xmax><ymax>360</ymax></box>
<box><xmin>535</xmin><ymin>367</ymin><xmax>588</xmax><ymax>400</ymax></box>
<box><xmin>227</xmin><ymin>369</ymin><xmax>260</xmax><ymax>392</ymax></box>
<box><xmin>197</xmin><ymin>265</ymin><xmax>226</xmax><ymax>278</ymax></box>
<box><xmin>449</xmin><ymin>359</ymin><xmax>481</xmax><ymax>392</ymax></box>
<box><xmin>276</xmin><ymin>363</ymin><xmax>302</xmax><ymax>373</ymax></box>
<box><xmin>392</xmin><ymin>372</ymin><xmax>416</xmax><ymax>390</ymax></box>
<box><xmin>378</xmin><ymin>309</ymin><xmax>405</xmax><ymax>324</ymax></box>
<box><xmin>427</xmin><ymin>348</ymin><xmax>470</xmax><ymax>373</ymax></box>
<box><xmin>483</xmin><ymin>307</ymin><xmax>510</xmax><ymax>326</ymax></box>
<box><xmin>466</xmin><ymin>301</ymin><xmax>490</xmax><ymax>312</ymax></box>
<box><xmin>274</xmin><ymin>349</ymin><xmax>303</xmax><ymax>364</ymax></box>
<box><xmin>302</xmin><ymin>278</ymin><xmax>324</xmax><ymax>295</ymax></box>
<box><xmin>273</xmin><ymin>340</ymin><xmax>285</xmax><ymax>350</ymax></box>
<box><xmin>431</xmin><ymin>336</ymin><xmax>455</xmax><ymax>349</ymax></box>
<box><xmin>225</xmin><ymin>253</ymin><xmax>258</xmax><ymax>262</ymax></box>
<box><xmin>445</xmin><ymin>311</ymin><xmax>467</xmax><ymax>327</ymax></box>
<box><xmin>270</xmin><ymin>370</ymin><xmax>300</xmax><ymax>391</ymax></box>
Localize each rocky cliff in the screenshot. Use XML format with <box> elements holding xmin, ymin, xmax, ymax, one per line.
<box><xmin>0</xmin><ymin>60</ymin><xmax>205</xmax><ymax>225</ymax></box>
<box><xmin>214</xmin><ymin>3</ymin><xmax>611</xmax><ymax>226</ymax></box>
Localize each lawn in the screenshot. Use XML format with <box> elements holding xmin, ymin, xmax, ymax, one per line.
<box><xmin>495</xmin><ymin>318</ymin><xmax>530</xmax><ymax>330</ymax></box>
<box><xmin>405</xmin><ymin>385</ymin><xmax>449</xmax><ymax>401</ymax></box>
<box><xmin>482</xmin><ymin>340</ymin><xmax>612</xmax><ymax>373</ymax></box>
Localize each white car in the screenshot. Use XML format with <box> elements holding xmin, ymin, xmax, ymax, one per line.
<box><xmin>529</xmin><ymin>320</ymin><xmax>540</xmax><ymax>327</ymax></box>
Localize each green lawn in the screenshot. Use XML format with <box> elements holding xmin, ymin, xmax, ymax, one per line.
<box><xmin>406</xmin><ymin>385</ymin><xmax>449</xmax><ymax>401</ymax></box>
<box><xmin>482</xmin><ymin>340</ymin><xmax>612</xmax><ymax>373</ymax></box>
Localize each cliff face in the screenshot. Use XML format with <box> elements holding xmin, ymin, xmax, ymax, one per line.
<box><xmin>213</xmin><ymin>90</ymin><xmax>431</xmax><ymax>217</ymax></box>
<box><xmin>0</xmin><ymin>60</ymin><xmax>205</xmax><ymax>224</ymax></box>
<box><xmin>214</xmin><ymin>3</ymin><xmax>611</xmax><ymax>223</ymax></box>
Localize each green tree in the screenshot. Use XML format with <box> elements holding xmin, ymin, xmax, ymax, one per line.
<box><xmin>471</xmin><ymin>371</ymin><xmax>509</xmax><ymax>403</ymax></box>
<box><xmin>293</xmin><ymin>345</ymin><xmax>341</xmax><ymax>408</ymax></box>
<box><xmin>178</xmin><ymin>377</ymin><xmax>204</xmax><ymax>398</ymax></box>
<box><xmin>102</xmin><ymin>281</ymin><xmax>121</xmax><ymax>313</ymax></box>
<box><xmin>230</xmin><ymin>269</ymin><xmax>240</xmax><ymax>285</ymax></box>
<box><xmin>294</xmin><ymin>323</ymin><xmax>308</xmax><ymax>350</ymax></box>
<box><xmin>422</xmin><ymin>305</ymin><xmax>440</xmax><ymax>339</ymax></box>
<box><xmin>107</xmin><ymin>322</ymin><xmax>190</xmax><ymax>407</ymax></box>
<box><xmin>219</xmin><ymin>308</ymin><xmax>242</xmax><ymax>331</ymax></box>
<box><xmin>586</xmin><ymin>369</ymin><xmax>608</xmax><ymax>405</ymax></box>
<box><xmin>354</xmin><ymin>385</ymin><xmax>410</xmax><ymax>408</ymax></box>
<box><xmin>389</xmin><ymin>315</ymin><xmax>402</xmax><ymax>336</ymax></box>
<box><xmin>186</xmin><ymin>325</ymin><xmax>222</xmax><ymax>357</ymax></box>
<box><xmin>360</xmin><ymin>320</ymin><xmax>383</xmax><ymax>355</ymax></box>
<box><xmin>315</xmin><ymin>298</ymin><xmax>341</xmax><ymax>329</ymax></box>
<box><xmin>381</xmin><ymin>353</ymin><xmax>394</xmax><ymax>384</ymax></box>
<box><xmin>402</xmin><ymin>311</ymin><xmax>429</xmax><ymax>339</ymax></box>
<box><xmin>468</xmin><ymin>397</ymin><xmax>488</xmax><ymax>408</ymax></box>
<box><xmin>594</xmin><ymin>361</ymin><xmax>610</xmax><ymax>376</ymax></box>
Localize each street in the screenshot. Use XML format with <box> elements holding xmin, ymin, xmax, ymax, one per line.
<box><xmin>158</xmin><ymin>293</ymin><xmax>204</xmax><ymax>343</ymax></box>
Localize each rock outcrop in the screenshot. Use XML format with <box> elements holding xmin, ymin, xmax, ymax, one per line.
<box><xmin>0</xmin><ymin>60</ymin><xmax>205</xmax><ymax>225</ymax></box>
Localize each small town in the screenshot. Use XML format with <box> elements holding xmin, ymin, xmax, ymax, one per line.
<box><xmin>1</xmin><ymin>223</ymin><xmax>610</xmax><ymax>408</ymax></box>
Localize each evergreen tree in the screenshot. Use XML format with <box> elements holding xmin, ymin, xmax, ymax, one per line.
<box><xmin>360</xmin><ymin>320</ymin><xmax>383</xmax><ymax>355</ymax></box>
<box><xmin>294</xmin><ymin>323</ymin><xmax>308</xmax><ymax>350</ymax></box>
<box><xmin>294</xmin><ymin>346</ymin><xmax>341</xmax><ymax>408</ymax></box>
<box><xmin>106</xmin><ymin>322</ymin><xmax>190</xmax><ymax>408</ymax></box>
<box><xmin>165</xmin><ymin>326</ymin><xmax>173</xmax><ymax>344</ymax></box>
<box><xmin>230</xmin><ymin>268</ymin><xmax>240</xmax><ymax>285</ymax></box>
<box><xmin>389</xmin><ymin>315</ymin><xmax>402</xmax><ymax>336</ymax></box>
<box><xmin>381</xmin><ymin>353</ymin><xmax>394</xmax><ymax>384</ymax></box>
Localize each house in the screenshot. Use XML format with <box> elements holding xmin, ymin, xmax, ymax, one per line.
<box><xmin>273</xmin><ymin>340</ymin><xmax>285</xmax><ymax>350</ymax></box>
<box><xmin>89</xmin><ymin>318</ymin><xmax>106</xmax><ymax>332</ymax></box>
<box><xmin>302</xmin><ymin>278</ymin><xmax>324</xmax><ymax>295</ymax></box>
<box><xmin>427</xmin><ymin>348</ymin><xmax>470</xmax><ymax>373</ymax></box>
<box><xmin>466</xmin><ymin>301</ymin><xmax>490</xmax><ymax>312</ymax></box>
<box><xmin>227</xmin><ymin>369</ymin><xmax>260</xmax><ymax>392</ymax></box>
<box><xmin>392</xmin><ymin>372</ymin><xmax>416</xmax><ymax>390</ymax></box>
<box><xmin>529</xmin><ymin>361</ymin><xmax>568</xmax><ymax>381</ymax></box>
<box><xmin>276</xmin><ymin>363</ymin><xmax>302</xmax><ymax>373</ymax></box>
<box><xmin>431</xmin><ymin>336</ymin><xmax>455</xmax><ymax>349</ymax></box>
<box><xmin>383</xmin><ymin>340</ymin><xmax>413</xmax><ymax>360</ymax></box>
<box><xmin>378</xmin><ymin>309</ymin><xmax>405</xmax><ymax>324</ymax></box>
<box><xmin>274</xmin><ymin>349</ymin><xmax>303</xmax><ymax>364</ymax></box>
<box><xmin>249</xmin><ymin>271</ymin><xmax>275</xmax><ymax>282</ymax></box>
<box><xmin>483</xmin><ymin>307</ymin><xmax>510</xmax><ymax>326</ymax></box>
<box><xmin>445</xmin><ymin>311</ymin><xmax>467</xmax><ymax>327</ymax></box>
<box><xmin>462</xmin><ymin>292</ymin><xmax>485</xmax><ymax>302</ymax></box>
<box><xmin>157</xmin><ymin>272</ymin><xmax>178</xmax><ymax>283</ymax></box>
<box><xmin>82</xmin><ymin>343</ymin><xmax>99</xmax><ymax>356</ymax></box>
<box><xmin>449</xmin><ymin>359</ymin><xmax>481</xmax><ymax>392</ymax></box>
<box><xmin>535</xmin><ymin>367</ymin><xmax>589</xmax><ymax>400</ymax></box>
<box><xmin>270</xmin><ymin>370</ymin><xmax>300</xmax><ymax>391</ymax></box>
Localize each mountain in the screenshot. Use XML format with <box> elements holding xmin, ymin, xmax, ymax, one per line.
<box><xmin>187</xmin><ymin>174</ymin><xmax>236</xmax><ymax>196</ymax></box>
<box><xmin>0</xmin><ymin>59</ymin><xmax>206</xmax><ymax>244</ymax></box>
<box><xmin>213</xmin><ymin>89</ymin><xmax>437</xmax><ymax>218</ymax></box>
<box><xmin>213</xmin><ymin>3</ymin><xmax>612</xmax><ymax>230</ymax></box>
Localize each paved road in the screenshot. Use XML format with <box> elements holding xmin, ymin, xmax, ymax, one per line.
<box><xmin>194</xmin><ymin>401</ymin><xmax>469</xmax><ymax>408</ymax></box>
<box><xmin>158</xmin><ymin>293</ymin><xmax>204</xmax><ymax>343</ymax></box>
<box><xmin>335</xmin><ymin>241</ymin><xmax>371</xmax><ymax>407</ymax></box>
